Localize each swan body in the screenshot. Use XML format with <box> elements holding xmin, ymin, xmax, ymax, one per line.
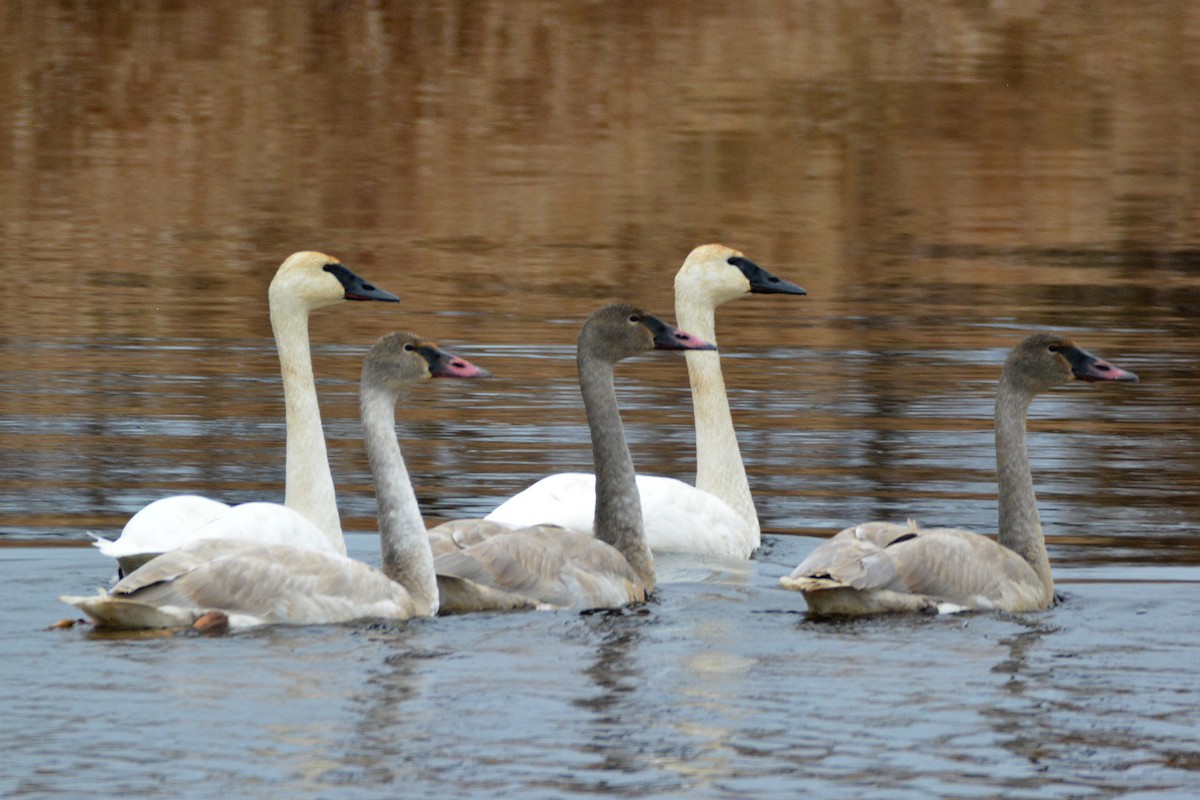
<box><xmin>781</xmin><ymin>334</ymin><xmax>1138</xmax><ymax>615</ymax></box>
<box><xmin>65</xmin><ymin>541</ymin><xmax>424</xmax><ymax>630</ymax></box>
<box><xmin>433</xmin><ymin>304</ymin><xmax>717</xmax><ymax>613</ymax></box>
<box><xmin>62</xmin><ymin>332</ymin><xmax>489</xmax><ymax>630</ymax></box>
<box><xmin>485</xmin><ymin>245</ymin><xmax>804</xmax><ymax>558</ymax></box>
<box><xmin>90</xmin><ymin>251</ymin><xmax>399</xmax><ymax>575</ymax></box>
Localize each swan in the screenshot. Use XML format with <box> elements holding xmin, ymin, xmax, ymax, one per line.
<box><xmin>484</xmin><ymin>244</ymin><xmax>805</xmax><ymax>558</ymax></box>
<box><xmin>60</xmin><ymin>332</ymin><xmax>490</xmax><ymax>630</ymax></box>
<box><xmin>430</xmin><ymin>303</ymin><xmax>717</xmax><ymax>613</ymax></box>
<box><xmin>91</xmin><ymin>251</ymin><xmax>399</xmax><ymax>575</ymax></box>
<box><xmin>780</xmin><ymin>333</ymin><xmax>1138</xmax><ymax>615</ymax></box>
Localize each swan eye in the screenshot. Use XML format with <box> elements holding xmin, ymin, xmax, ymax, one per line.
<box><xmin>403</xmin><ymin>343</ymin><xmax>415</xmax><ymax>352</ymax></box>
<box><xmin>628</xmin><ymin>314</ymin><xmax>640</xmax><ymax>323</ymax></box>
<box><xmin>1048</xmin><ymin>345</ymin><xmax>1061</xmax><ymax>353</ymax></box>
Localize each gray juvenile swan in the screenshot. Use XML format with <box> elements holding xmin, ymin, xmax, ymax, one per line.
<box><xmin>91</xmin><ymin>251</ymin><xmax>399</xmax><ymax>576</ymax></box>
<box><xmin>485</xmin><ymin>244</ymin><xmax>805</xmax><ymax>558</ymax></box>
<box><xmin>781</xmin><ymin>333</ymin><xmax>1138</xmax><ymax>615</ymax></box>
<box><xmin>431</xmin><ymin>303</ymin><xmax>716</xmax><ymax>612</ymax></box>
<box><xmin>61</xmin><ymin>332</ymin><xmax>488</xmax><ymax>630</ymax></box>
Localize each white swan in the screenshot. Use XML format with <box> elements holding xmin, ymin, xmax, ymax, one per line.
<box><xmin>91</xmin><ymin>251</ymin><xmax>399</xmax><ymax>575</ymax></box>
<box><xmin>484</xmin><ymin>244</ymin><xmax>805</xmax><ymax>558</ymax></box>
<box><xmin>431</xmin><ymin>303</ymin><xmax>717</xmax><ymax>613</ymax></box>
<box><xmin>781</xmin><ymin>334</ymin><xmax>1138</xmax><ymax>615</ymax></box>
<box><xmin>60</xmin><ymin>332</ymin><xmax>490</xmax><ymax>630</ymax></box>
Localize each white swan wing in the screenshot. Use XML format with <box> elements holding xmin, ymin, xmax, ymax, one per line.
<box><xmin>188</xmin><ymin>503</ymin><xmax>346</xmax><ymax>554</ymax></box>
<box><xmin>62</xmin><ymin>539</ymin><xmax>420</xmax><ymax>630</ymax></box>
<box><xmin>636</xmin><ymin>476</ymin><xmax>752</xmax><ymax>558</ymax></box>
<box><xmin>484</xmin><ymin>473</ymin><xmax>598</xmax><ymax>532</ymax></box>
<box><xmin>484</xmin><ymin>472</ymin><xmax>752</xmax><ymax>558</ymax></box>
<box><xmin>92</xmin><ymin>495</ymin><xmax>231</xmax><ymax>558</ymax></box>
<box><xmin>91</xmin><ymin>498</ymin><xmax>345</xmax><ymax>576</ymax></box>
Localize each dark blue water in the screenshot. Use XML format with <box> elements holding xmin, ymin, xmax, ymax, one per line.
<box><xmin>7</xmin><ymin>537</ymin><xmax>1199</xmax><ymax>799</ymax></box>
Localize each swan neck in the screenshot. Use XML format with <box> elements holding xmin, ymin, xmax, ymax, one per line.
<box><xmin>578</xmin><ymin>352</ymin><xmax>655</xmax><ymax>589</ymax></box>
<box><xmin>994</xmin><ymin>380</ymin><xmax>1052</xmax><ymax>593</ymax></box>
<box><xmin>675</xmin><ymin>293</ymin><xmax>759</xmax><ymax>543</ymax></box>
<box><xmin>360</xmin><ymin>385</ymin><xmax>438</xmax><ymax>615</ymax></box>
<box><xmin>270</xmin><ymin>295</ymin><xmax>344</xmax><ymax>550</ymax></box>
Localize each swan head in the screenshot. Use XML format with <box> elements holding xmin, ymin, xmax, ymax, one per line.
<box><xmin>1005</xmin><ymin>333</ymin><xmax>1138</xmax><ymax>394</ymax></box>
<box><xmin>363</xmin><ymin>331</ymin><xmax>491</xmax><ymax>397</ymax></box>
<box><xmin>269</xmin><ymin>251</ymin><xmax>400</xmax><ymax>312</ymax></box>
<box><xmin>673</xmin><ymin>244</ymin><xmax>806</xmax><ymax>309</ymax></box>
<box><xmin>579</xmin><ymin>303</ymin><xmax>716</xmax><ymax>364</ymax></box>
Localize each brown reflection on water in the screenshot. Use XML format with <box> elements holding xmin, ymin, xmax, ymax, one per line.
<box><xmin>0</xmin><ymin>2</ymin><xmax>1197</xmax><ymax>562</ymax></box>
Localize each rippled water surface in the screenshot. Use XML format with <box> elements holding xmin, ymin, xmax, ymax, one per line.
<box><xmin>2</xmin><ymin>2</ymin><xmax>1199</xmax><ymax>798</ymax></box>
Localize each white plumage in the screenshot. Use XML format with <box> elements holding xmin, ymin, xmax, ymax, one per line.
<box><xmin>89</xmin><ymin>251</ymin><xmax>398</xmax><ymax>575</ymax></box>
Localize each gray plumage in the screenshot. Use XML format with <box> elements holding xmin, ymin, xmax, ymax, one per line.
<box><xmin>430</xmin><ymin>303</ymin><xmax>714</xmax><ymax>613</ymax></box>
<box><xmin>782</xmin><ymin>333</ymin><xmax>1138</xmax><ymax>615</ymax></box>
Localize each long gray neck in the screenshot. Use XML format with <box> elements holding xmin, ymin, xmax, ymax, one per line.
<box><xmin>578</xmin><ymin>353</ymin><xmax>655</xmax><ymax>590</ymax></box>
<box><xmin>360</xmin><ymin>384</ymin><xmax>438</xmax><ymax>615</ymax></box>
<box><xmin>675</xmin><ymin>292</ymin><xmax>760</xmax><ymax>542</ymax></box>
<box><xmin>994</xmin><ymin>379</ymin><xmax>1052</xmax><ymax>594</ymax></box>
<box><xmin>270</xmin><ymin>296</ymin><xmax>344</xmax><ymax>548</ymax></box>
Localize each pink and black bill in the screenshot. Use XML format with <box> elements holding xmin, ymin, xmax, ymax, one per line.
<box><xmin>639</xmin><ymin>313</ymin><xmax>717</xmax><ymax>352</ymax></box>
<box><xmin>324</xmin><ymin>263</ymin><xmax>401</xmax><ymax>303</ymax></box>
<box><xmin>1053</xmin><ymin>344</ymin><xmax>1138</xmax><ymax>383</ymax></box>
<box><xmin>727</xmin><ymin>256</ymin><xmax>807</xmax><ymax>296</ymax></box>
<box><xmin>417</xmin><ymin>344</ymin><xmax>492</xmax><ymax>379</ymax></box>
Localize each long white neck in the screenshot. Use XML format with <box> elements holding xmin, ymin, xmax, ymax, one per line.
<box><xmin>360</xmin><ymin>385</ymin><xmax>438</xmax><ymax>615</ymax></box>
<box><xmin>269</xmin><ymin>294</ymin><xmax>345</xmax><ymax>552</ymax></box>
<box><xmin>675</xmin><ymin>291</ymin><xmax>760</xmax><ymax>544</ymax></box>
<box><xmin>994</xmin><ymin>380</ymin><xmax>1052</xmax><ymax>598</ymax></box>
<box><xmin>579</xmin><ymin>354</ymin><xmax>655</xmax><ymax>590</ymax></box>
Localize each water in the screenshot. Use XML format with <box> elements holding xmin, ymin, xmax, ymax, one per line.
<box><xmin>2</xmin><ymin>2</ymin><xmax>1199</xmax><ymax>797</ymax></box>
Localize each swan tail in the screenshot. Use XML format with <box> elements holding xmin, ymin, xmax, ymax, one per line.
<box><xmin>59</xmin><ymin>592</ymin><xmax>200</xmax><ymax>630</ymax></box>
<box><xmin>88</xmin><ymin>532</ymin><xmax>120</xmax><ymax>555</ymax></box>
<box><xmin>779</xmin><ymin>574</ymin><xmax>843</xmax><ymax>593</ymax></box>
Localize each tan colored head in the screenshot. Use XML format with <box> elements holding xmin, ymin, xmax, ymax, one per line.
<box><xmin>269</xmin><ymin>251</ymin><xmax>399</xmax><ymax>312</ymax></box>
<box><xmin>1004</xmin><ymin>333</ymin><xmax>1138</xmax><ymax>394</ymax></box>
<box><xmin>673</xmin><ymin>244</ymin><xmax>806</xmax><ymax>309</ymax></box>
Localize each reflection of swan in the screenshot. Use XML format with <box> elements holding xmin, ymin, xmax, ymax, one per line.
<box><xmin>61</xmin><ymin>332</ymin><xmax>487</xmax><ymax>630</ymax></box>
<box><xmin>91</xmin><ymin>251</ymin><xmax>399</xmax><ymax>575</ymax></box>
<box><xmin>432</xmin><ymin>304</ymin><xmax>716</xmax><ymax>613</ymax></box>
<box><xmin>485</xmin><ymin>245</ymin><xmax>804</xmax><ymax>559</ymax></box>
<box><xmin>782</xmin><ymin>334</ymin><xmax>1137</xmax><ymax>615</ymax></box>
